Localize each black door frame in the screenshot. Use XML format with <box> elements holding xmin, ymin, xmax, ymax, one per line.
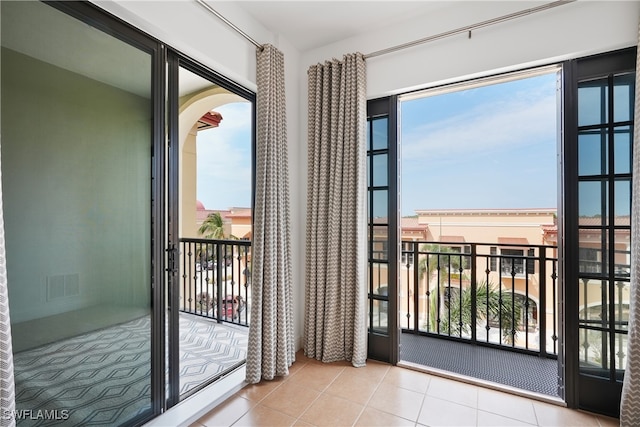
<box><xmin>563</xmin><ymin>46</ymin><xmax>636</xmax><ymax>417</ymax></box>
<box><xmin>366</xmin><ymin>96</ymin><xmax>399</xmax><ymax>364</ymax></box>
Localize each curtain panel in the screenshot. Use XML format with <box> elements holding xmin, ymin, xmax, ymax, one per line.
<box><xmin>304</xmin><ymin>53</ymin><xmax>367</xmax><ymax>366</ymax></box>
<box><xmin>620</xmin><ymin>21</ymin><xmax>640</xmax><ymax>427</ymax></box>
<box><xmin>0</xmin><ymin>145</ymin><xmax>16</xmax><ymax>426</ymax></box>
<box><xmin>245</xmin><ymin>44</ymin><xmax>295</xmax><ymax>383</ymax></box>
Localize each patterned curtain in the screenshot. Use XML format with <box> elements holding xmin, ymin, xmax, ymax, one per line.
<box><xmin>620</xmin><ymin>22</ymin><xmax>640</xmax><ymax>427</ymax></box>
<box><xmin>245</xmin><ymin>44</ymin><xmax>295</xmax><ymax>383</ymax></box>
<box><xmin>304</xmin><ymin>53</ymin><xmax>367</xmax><ymax>366</ymax></box>
<box><xmin>0</xmin><ymin>145</ymin><xmax>16</xmax><ymax>426</ymax></box>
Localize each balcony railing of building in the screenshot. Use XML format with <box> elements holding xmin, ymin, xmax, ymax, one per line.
<box><xmin>179</xmin><ymin>238</ymin><xmax>251</xmax><ymax>327</ymax></box>
<box><xmin>397</xmin><ymin>241</ymin><xmax>559</xmax><ymax>358</ymax></box>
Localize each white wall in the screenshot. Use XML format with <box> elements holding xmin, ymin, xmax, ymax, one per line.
<box><xmin>301</xmin><ymin>1</ymin><xmax>640</xmax><ymax>98</ymax></box>
<box><xmin>92</xmin><ymin>0</ymin><xmax>305</xmax><ymax>349</ymax></box>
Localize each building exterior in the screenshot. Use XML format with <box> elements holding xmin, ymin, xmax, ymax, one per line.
<box><xmin>389</xmin><ymin>210</ymin><xmax>558</xmax><ymax>352</ymax></box>
<box><xmin>195</xmin><ymin>203</ymin><xmax>252</xmax><ymax>240</ymax></box>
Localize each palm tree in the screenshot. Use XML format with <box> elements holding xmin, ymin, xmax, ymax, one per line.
<box><xmin>417</xmin><ymin>244</ymin><xmax>465</xmax><ymax>284</ymax></box>
<box><xmin>198</xmin><ymin>212</ymin><xmax>241</xmax><ymax>266</ymax></box>
<box><xmin>428</xmin><ymin>281</ymin><xmax>523</xmax><ymax>344</ymax></box>
<box><xmin>198</xmin><ymin>212</ymin><xmax>226</xmax><ymax>239</ymax></box>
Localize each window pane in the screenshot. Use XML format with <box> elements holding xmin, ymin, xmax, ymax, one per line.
<box><xmin>579</xmin><ymin>181</ymin><xmax>607</xmax><ymax>223</ymax></box>
<box><xmin>370</xmin><ymin>300</ymin><xmax>389</xmax><ymax>333</ymax></box>
<box><xmin>372</xmin><ymin>117</ymin><xmax>388</xmax><ymax>150</ymax></box>
<box><xmin>579</xmin><ymin>79</ymin><xmax>609</xmax><ymax>127</ymax></box>
<box><xmin>372</xmin><ymin>226</ymin><xmax>388</xmax><ymax>260</ymax></box>
<box><xmin>370</xmin><ymin>262</ymin><xmax>388</xmax><ymax>295</ymax></box>
<box><xmin>616</xmin><ymin>332</ymin><xmax>629</xmax><ymax>372</ymax></box>
<box><xmin>579</xmin><ymin>279</ymin><xmax>609</xmax><ymax>327</ymax></box>
<box><xmin>613</xmin><ymin>236</ymin><xmax>631</xmax><ymax>279</ymax></box>
<box><xmin>614</xmin><ymin>73</ymin><xmax>635</xmax><ymax>123</ymax></box>
<box><xmin>614</xmin><ymin>126</ymin><xmax>632</xmax><ymax>174</ymax></box>
<box><xmin>579</xmin><ymin>329</ymin><xmax>609</xmax><ymax>378</ymax></box>
<box><xmin>578</xmin><ymin>232</ymin><xmax>605</xmax><ymax>275</ymax></box>
<box><xmin>613</xmin><ymin>281</ymin><xmax>630</xmax><ymax>331</ymax></box>
<box><xmin>578</xmin><ymin>129</ymin><xmax>607</xmax><ymax>176</ymax></box>
<box><xmin>372</xmin><ymin>189</ymin><xmax>388</xmax><ymax>219</ymax></box>
<box><xmin>372</xmin><ymin>153</ymin><xmax>388</xmax><ymax>187</ymax></box>
<box><xmin>614</xmin><ymin>179</ymin><xmax>631</xmax><ymax>221</ymax></box>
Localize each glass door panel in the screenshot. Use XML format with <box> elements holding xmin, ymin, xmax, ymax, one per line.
<box><xmin>572</xmin><ymin>49</ymin><xmax>635</xmax><ymax>417</ymax></box>
<box><xmin>1</xmin><ymin>1</ymin><xmax>154</xmax><ymax>424</ymax></box>
<box><xmin>167</xmin><ymin>57</ymin><xmax>253</xmax><ymax>402</ymax></box>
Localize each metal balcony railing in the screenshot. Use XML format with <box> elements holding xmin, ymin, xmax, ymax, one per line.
<box><xmin>178</xmin><ymin>238</ymin><xmax>251</xmax><ymax>327</ymax></box>
<box><xmin>399</xmin><ymin>241</ymin><xmax>558</xmax><ymax>357</ymax></box>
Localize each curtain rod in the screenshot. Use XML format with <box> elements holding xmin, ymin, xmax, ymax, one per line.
<box><xmin>364</xmin><ymin>0</ymin><xmax>576</xmax><ymax>59</ymax></box>
<box><xmin>195</xmin><ymin>0</ymin><xmax>263</xmax><ymax>49</ymax></box>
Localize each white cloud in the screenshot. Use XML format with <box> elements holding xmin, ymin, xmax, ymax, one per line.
<box><xmin>401</xmin><ymin>87</ymin><xmax>557</xmax><ymax>164</ymax></box>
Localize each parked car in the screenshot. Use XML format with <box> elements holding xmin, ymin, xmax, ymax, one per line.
<box><xmin>221</xmin><ymin>295</ymin><xmax>246</xmax><ymax>320</ymax></box>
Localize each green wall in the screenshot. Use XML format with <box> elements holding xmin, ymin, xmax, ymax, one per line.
<box><xmin>1</xmin><ymin>47</ymin><xmax>151</xmax><ymax>324</ymax></box>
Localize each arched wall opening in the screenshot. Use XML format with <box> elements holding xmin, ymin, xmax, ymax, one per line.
<box><xmin>178</xmin><ymin>86</ymin><xmax>247</xmax><ymax>238</ymax></box>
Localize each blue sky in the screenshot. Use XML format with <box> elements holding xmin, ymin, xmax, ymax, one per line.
<box><xmin>198</xmin><ymin>73</ymin><xmax>561</xmax><ymax>216</ymax></box>
<box><xmin>197</xmin><ymin>102</ymin><xmax>252</xmax><ymax>210</ymax></box>
<box><xmin>400</xmin><ymin>72</ymin><xmax>559</xmax><ymax>216</ymax></box>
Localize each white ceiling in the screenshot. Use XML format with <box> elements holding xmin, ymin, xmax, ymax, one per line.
<box><xmin>234</xmin><ymin>1</ymin><xmax>455</xmax><ymax>52</ymax></box>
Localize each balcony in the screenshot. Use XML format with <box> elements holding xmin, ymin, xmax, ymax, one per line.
<box><xmin>396</xmin><ymin>241</ymin><xmax>560</xmax><ymax>397</ymax></box>
<box><xmin>178</xmin><ymin>238</ymin><xmax>252</xmax><ymax>328</ymax></box>
<box><xmin>175</xmin><ymin>238</ymin><xmax>252</xmax><ymax>393</ymax></box>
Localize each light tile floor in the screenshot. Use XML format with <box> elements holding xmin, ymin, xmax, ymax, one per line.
<box><xmin>190</xmin><ymin>351</ymin><xmax>620</xmax><ymax>427</ymax></box>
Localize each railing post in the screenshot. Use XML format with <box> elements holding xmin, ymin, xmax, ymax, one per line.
<box><xmin>182</xmin><ymin>241</ymin><xmax>188</xmax><ymax>314</ymax></box>
<box><xmin>413</xmin><ymin>242</ymin><xmax>420</xmax><ymax>332</ymax></box>
<box><xmin>539</xmin><ymin>247</ymin><xmax>547</xmax><ymax>357</ymax></box>
<box><xmin>470</xmin><ymin>244</ymin><xmax>477</xmax><ymax>343</ymax></box>
<box><xmin>215</xmin><ymin>242</ymin><xmax>223</xmax><ymax>323</ymax></box>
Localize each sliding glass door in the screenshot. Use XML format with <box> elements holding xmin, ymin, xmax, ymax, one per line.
<box><xmin>1</xmin><ymin>2</ymin><xmax>162</xmax><ymax>424</ymax></box>
<box><xmin>167</xmin><ymin>52</ymin><xmax>254</xmax><ymax>404</ymax></box>
<box><xmin>1</xmin><ymin>2</ymin><xmax>255</xmax><ymax>424</ymax></box>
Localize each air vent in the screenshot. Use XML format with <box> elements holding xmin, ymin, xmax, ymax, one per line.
<box><xmin>47</xmin><ymin>273</ymin><xmax>80</xmax><ymax>301</ymax></box>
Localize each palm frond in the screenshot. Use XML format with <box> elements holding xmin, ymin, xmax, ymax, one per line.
<box><xmin>428</xmin><ymin>280</ymin><xmax>523</xmax><ymax>344</ymax></box>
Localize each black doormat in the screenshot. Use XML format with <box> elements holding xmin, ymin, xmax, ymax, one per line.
<box><xmin>400</xmin><ymin>333</ymin><xmax>560</xmax><ymax>397</ymax></box>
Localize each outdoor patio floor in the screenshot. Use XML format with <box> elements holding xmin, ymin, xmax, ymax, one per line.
<box><xmin>13</xmin><ymin>310</ymin><xmax>248</xmax><ymax>426</ymax></box>
<box><xmin>400</xmin><ymin>332</ymin><xmax>559</xmax><ymax>397</ymax></box>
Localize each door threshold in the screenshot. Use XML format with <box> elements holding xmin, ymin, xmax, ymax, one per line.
<box><xmin>144</xmin><ymin>366</ymin><xmax>247</xmax><ymax>427</ymax></box>
<box><xmin>397</xmin><ymin>360</ymin><xmax>566</xmax><ymax>407</ymax></box>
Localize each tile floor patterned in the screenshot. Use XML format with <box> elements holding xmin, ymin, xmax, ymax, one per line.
<box><xmin>191</xmin><ymin>351</ymin><xmax>620</xmax><ymax>427</ymax></box>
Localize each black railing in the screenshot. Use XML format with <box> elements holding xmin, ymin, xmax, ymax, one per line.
<box><xmin>400</xmin><ymin>241</ymin><xmax>558</xmax><ymax>357</ymax></box>
<box><xmin>179</xmin><ymin>238</ymin><xmax>251</xmax><ymax>327</ymax></box>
